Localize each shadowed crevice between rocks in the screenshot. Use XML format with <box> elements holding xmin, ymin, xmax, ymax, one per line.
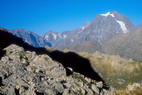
<box><xmin>15</xmin><ymin>88</ymin><xmax>20</xmax><ymax>95</ymax></box>
<box><xmin>0</xmin><ymin>29</ymin><xmax>104</xmax><ymax>83</ymax></box>
<box><xmin>0</xmin><ymin>77</ymin><xmax>3</xmax><ymax>86</ymax></box>
<box><xmin>35</xmin><ymin>91</ymin><xmax>44</xmax><ymax>95</ymax></box>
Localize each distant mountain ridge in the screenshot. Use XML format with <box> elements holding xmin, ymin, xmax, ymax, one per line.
<box><xmin>12</xmin><ymin>29</ymin><xmax>52</xmax><ymax>47</ymax></box>
<box><xmin>43</xmin><ymin>11</ymin><xmax>135</xmax><ymax>53</ymax></box>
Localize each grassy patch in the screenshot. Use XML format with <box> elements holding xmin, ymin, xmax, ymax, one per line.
<box><xmin>30</xmin><ymin>66</ymin><xmax>37</xmax><ymax>71</ymax></box>
<box><xmin>78</xmin><ymin>51</ymin><xmax>142</xmax><ymax>89</ymax></box>
<box><xmin>18</xmin><ymin>51</ymin><xmax>26</xmax><ymax>57</ymax></box>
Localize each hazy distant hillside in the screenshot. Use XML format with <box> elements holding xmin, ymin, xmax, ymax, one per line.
<box><xmin>76</xmin><ymin>51</ymin><xmax>142</xmax><ymax>89</ymax></box>
<box><xmin>63</xmin><ymin>40</ymin><xmax>105</xmax><ymax>53</ymax></box>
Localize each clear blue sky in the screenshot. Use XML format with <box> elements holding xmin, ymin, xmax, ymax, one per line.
<box><xmin>0</xmin><ymin>0</ymin><xmax>142</xmax><ymax>34</ymax></box>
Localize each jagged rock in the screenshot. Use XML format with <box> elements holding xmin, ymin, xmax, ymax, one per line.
<box><xmin>62</xmin><ymin>89</ymin><xmax>70</xmax><ymax>95</ymax></box>
<box><xmin>96</xmin><ymin>81</ymin><xmax>103</xmax><ymax>88</ymax></box>
<box><xmin>85</xmin><ymin>77</ymin><xmax>91</xmax><ymax>83</ymax></box>
<box><xmin>26</xmin><ymin>88</ymin><xmax>36</xmax><ymax>95</ymax></box>
<box><xmin>91</xmin><ymin>84</ymin><xmax>99</xmax><ymax>94</ymax></box>
<box><xmin>54</xmin><ymin>83</ymin><xmax>64</xmax><ymax>93</ymax></box>
<box><xmin>0</xmin><ymin>43</ymin><xmax>115</xmax><ymax>95</ymax></box>
<box><xmin>7</xmin><ymin>86</ymin><xmax>16</xmax><ymax>95</ymax></box>
<box><xmin>86</xmin><ymin>89</ymin><xmax>94</xmax><ymax>95</ymax></box>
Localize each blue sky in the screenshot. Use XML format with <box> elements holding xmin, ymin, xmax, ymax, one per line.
<box><xmin>0</xmin><ymin>0</ymin><xmax>142</xmax><ymax>34</ymax></box>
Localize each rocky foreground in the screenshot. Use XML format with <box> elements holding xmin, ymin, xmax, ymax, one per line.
<box><xmin>0</xmin><ymin>44</ymin><xmax>116</xmax><ymax>95</ymax></box>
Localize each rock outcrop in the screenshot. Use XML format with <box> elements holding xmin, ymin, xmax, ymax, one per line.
<box><xmin>0</xmin><ymin>44</ymin><xmax>115</xmax><ymax>95</ymax></box>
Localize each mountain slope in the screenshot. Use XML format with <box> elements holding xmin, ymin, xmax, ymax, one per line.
<box><xmin>12</xmin><ymin>29</ymin><xmax>52</xmax><ymax>47</ymax></box>
<box><xmin>77</xmin><ymin>51</ymin><xmax>142</xmax><ymax>90</ymax></box>
<box><xmin>44</xmin><ymin>11</ymin><xmax>134</xmax><ymax>52</ymax></box>
<box><xmin>137</xmin><ymin>23</ymin><xmax>142</xmax><ymax>29</ymax></box>
<box><xmin>63</xmin><ymin>40</ymin><xmax>105</xmax><ymax>53</ymax></box>
<box><xmin>103</xmin><ymin>28</ymin><xmax>142</xmax><ymax>61</ymax></box>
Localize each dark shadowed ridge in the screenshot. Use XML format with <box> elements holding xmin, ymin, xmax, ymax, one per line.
<box><xmin>0</xmin><ymin>28</ymin><xmax>104</xmax><ymax>83</ymax></box>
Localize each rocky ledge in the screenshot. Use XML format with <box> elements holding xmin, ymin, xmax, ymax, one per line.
<box><xmin>0</xmin><ymin>44</ymin><xmax>115</xmax><ymax>95</ymax></box>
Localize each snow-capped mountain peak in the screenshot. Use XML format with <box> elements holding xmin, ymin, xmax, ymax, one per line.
<box><xmin>43</xmin><ymin>31</ymin><xmax>59</xmax><ymax>41</ymax></box>
<box><xmin>101</xmin><ymin>12</ymin><xmax>115</xmax><ymax>17</ymax></box>
<box><xmin>101</xmin><ymin>11</ymin><xmax>129</xmax><ymax>33</ymax></box>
